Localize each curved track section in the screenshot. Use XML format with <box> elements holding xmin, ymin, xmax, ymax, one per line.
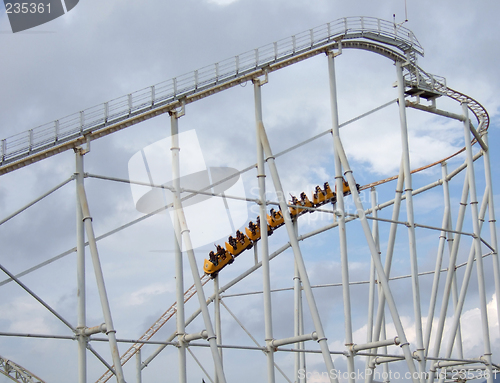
<box><xmin>0</xmin><ymin>355</ymin><xmax>45</xmax><ymax>383</ymax></box>
<box><xmin>0</xmin><ymin>17</ymin><xmax>435</xmax><ymax>175</ymax></box>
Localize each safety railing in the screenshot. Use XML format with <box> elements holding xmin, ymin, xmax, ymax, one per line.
<box><xmin>0</xmin><ymin>16</ymin><xmax>424</xmax><ymax>168</ymax></box>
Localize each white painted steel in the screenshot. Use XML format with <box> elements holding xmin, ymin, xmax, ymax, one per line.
<box><xmin>254</xmin><ymin>79</ymin><xmax>276</xmax><ymax>383</ymax></box>
<box><xmin>327</xmin><ymin>51</ymin><xmax>355</xmax><ymax>383</ymax></box>
<box><xmin>76</xmin><ymin>150</ymin><xmax>87</xmax><ymax>383</ymax></box>
<box><xmin>0</xmin><ymin>16</ymin><xmax>497</xmax><ymax>383</ymax></box>
<box><xmin>257</xmin><ymin>118</ymin><xmax>339</xmax><ymax>383</ymax></box>
<box><xmin>396</xmin><ymin>61</ymin><xmax>426</xmax><ymax>382</ymax></box>
<box><xmin>77</xmin><ymin>178</ymin><xmax>126</xmax><ymax>383</ymax></box>
<box><xmin>0</xmin><ymin>354</ymin><xmax>45</xmax><ymax>383</ymax></box>
<box><xmin>170</xmin><ymin>112</ymin><xmax>187</xmax><ymax>383</ymax></box>
<box><xmin>168</xmin><ymin>112</ymin><xmax>227</xmax><ymax>383</ymax></box>
<box><xmin>483</xmin><ymin>133</ymin><xmax>500</xmax><ymax>340</ymax></box>
<box><xmin>0</xmin><ymin>16</ymin><xmax>440</xmax><ymax>176</ymax></box>
<box><xmin>136</xmin><ymin>349</ymin><xmax>141</xmax><ymax>383</ymax></box>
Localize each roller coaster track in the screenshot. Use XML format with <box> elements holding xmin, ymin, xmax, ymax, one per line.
<box><xmin>0</xmin><ymin>16</ymin><xmax>429</xmax><ymax>176</ymax></box>
<box><xmin>361</xmin><ymin>84</ymin><xmax>489</xmax><ymax>191</ymax></box>
<box><xmin>0</xmin><ymin>16</ymin><xmax>493</xmax><ymax>383</ymax></box>
<box><xmin>0</xmin><ymin>355</ymin><xmax>45</xmax><ymax>383</ymax></box>
<box><xmin>95</xmin><ymin>274</ymin><xmax>211</xmax><ymax>383</ymax></box>
<box><xmin>88</xmin><ymin>22</ymin><xmax>490</xmax><ymax>382</ymax></box>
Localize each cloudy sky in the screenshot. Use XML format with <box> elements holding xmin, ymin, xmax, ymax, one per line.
<box><xmin>0</xmin><ymin>1</ymin><xmax>500</xmax><ymax>382</ymax></box>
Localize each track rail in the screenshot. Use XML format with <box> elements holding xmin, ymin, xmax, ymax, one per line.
<box><xmin>0</xmin><ymin>16</ymin><xmax>425</xmax><ymax>176</ymax></box>
<box><xmin>0</xmin><ymin>355</ymin><xmax>45</xmax><ymax>383</ymax></box>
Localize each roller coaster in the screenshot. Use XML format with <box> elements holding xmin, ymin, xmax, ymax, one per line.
<box><xmin>0</xmin><ymin>15</ymin><xmax>498</xmax><ymax>383</ymax></box>
<box><xmin>204</xmin><ymin>179</ymin><xmax>359</xmax><ymax>276</ymax></box>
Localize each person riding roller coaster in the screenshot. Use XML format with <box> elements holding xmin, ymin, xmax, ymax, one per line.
<box><xmin>248</xmin><ymin>221</ymin><xmax>257</xmax><ymax>235</ymax></box>
<box><xmin>236</xmin><ymin>230</ymin><xmax>245</xmax><ymax>244</ymax></box>
<box><xmin>209</xmin><ymin>250</ymin><xmax>218</xmax><ymax>266</ymax></box>
<box><xmin>228</xmin><ymin>235</ymin><xmax>237</xmax><ymax>249</ymax></box>
<box><xmin>203</xmin><ymin>176</ymin><xmax>359</xmax><ymax>276</ymax></box>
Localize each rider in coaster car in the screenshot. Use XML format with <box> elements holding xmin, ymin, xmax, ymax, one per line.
<box><xmin>209</xmin><ymin>250</ymin><xmax>218</xmax><ymax>266</ymax></box>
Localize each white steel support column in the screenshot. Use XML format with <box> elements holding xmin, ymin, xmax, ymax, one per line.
<box><xmin>253</xmin><ymin>78</ymin><xmax>276</xmax><ymax>383</ymax></box>
<box><xmin>427</xmin><ymin>174</ymin><xmax>470</xmax><ymax>383</ymax></box>
<box><xmin>423</xmin><ymin>162</ymin><xmax>450</xmax><ymax>353</ymax></box>
<box><xmin>293</xmin><ymin>218</ymin><xmax>305</xmax><ymax>383</ymax></box>
<box><xmin>334</xmin><ymin>58</ymin><xmax>415</xmax><ymax>383</ymax></box>
<box><xmin>434</xmin><ymin>187</ymin><xmax>490</xmax><ymax>383</ymax></box>
<box><xmin>170</xmin><ymin>112</ymin><xmax>187</xmax><ymax>383</ymax></box>
<box><xmin>75</xmin><ymin>149</ymin><xmax>87</xmax><ymax>383</ymax></box>
<box><xmin>367</xmin><ymin>162</ymin><xmax>405</xmax><ymax>383</ymax></box>
<box><xmin>136</xmin><ymin>348</ymin><xmax>142</xmax><ymax>383</ymax></box>
<box><xmin>293</xmin><ymin>259</ymin><xmax>300</xmax><ymax>383</ymax></box>
<box><xmin>395</xmin><ymin>61</ymin><xmax>425</xmax><ymax>380</ymax></box>
<box><xmin>371</xmin><ymin>189</ymin><xmax>391</xmax><ymax>383</ymax></box>
<box><xmin>76</xmin><ymin>162</ymin><xmax>126</xmax><ymax>383</ymax></box>
<box><xmin>423</xmin><ymin>161</ymin><xmax>464</xmax><ymax>362</ymax></box>
<box><xmin>367</xmin><ymin>187</ymin><xmax>379</xmax><ymax>345</ymax></box>
<box><xmin>458</xmin><ymin>103</ymin><xmax>493</xmax><ymax>382</ymax></box>
<box><xmin>482</xmin><ymin>133</ymin><xmax>500</xmax><ymax>338</ymax></box>
<box><xmin>433</xmin><ymin>111</ymin><xmax>494</xmax><ymax>383</ymax></box>
<box><xmin>255</xmin><ymin>78</ymin><xmax>339</xmax><ymax>383</ymax></box>
<box><xmin>169</xmin><ymin>111</ymin><xmax>226</xmax><ymax>383</ymax></box>
<box><xmin>214</xmin><ymin>275</ymin><xmax>222</xmax><ymax>383</ymax></box>
<box><xmin>332</xmin><ymin>134</ymin><xmax>419</xmax><ymax>383</ymax></box>
<box><xmin>327</xmin><ymin>51</ymin><xmax>355</xmax><ymax>383</ymax></box>
<box><xmin>446</xmin><ymin>172</ymin><xmax>464</xmax><ymax>360</ymax></box>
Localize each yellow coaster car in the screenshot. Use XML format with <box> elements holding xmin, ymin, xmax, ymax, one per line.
<box><xmin>245</xmin><ymin>220</ymin><xmax>272</xmax><ymax>242</ymax></box>
<box><xmin>312</xmin><ymin>182</ymin><xmax>336</xmax><ymax>205</ymax></box>
<box><xmin>289</xmin><ymin>195</ymin><xmax>301</xmax><ymax>217</ymax></box>
<box><xmin>203</xmin><ymin>249</ymin><xmax>234</xmax><ymax>276</ymax></box>
<box><xmin>245</xmin><ymin>222</ymin><xmax>261</xmax><ymax>242</ymax></box>
<box><xmin>225</xmin><ymin>234</ymin><xmax>252</xmax><ymax>256</ymax></box>
<box><xmin>334</xmin><ymin>178</ymin><xmax>351</xmax><ymax>195</ymax></box>
<box><xmin>267</xmin><ymin>209</ymin><xmax>284</xmax><ymax>229</ymax></box>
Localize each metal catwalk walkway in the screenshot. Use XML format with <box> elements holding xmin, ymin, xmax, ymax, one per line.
<box><xmin>1</xmin><ymin>16</ymin><xmax>434</xmax><ymax>175</ymax></box>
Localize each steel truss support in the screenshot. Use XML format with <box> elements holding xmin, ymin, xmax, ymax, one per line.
<box><xmin>395</xmin><ymin>61</ymin><xmax>426</xmax><ymax>381</ymax></box>
<box><xmin>136</xmin><ymin>349</ymin><xmax>142</xmax><ymax>383</ymax></box>
<box><xmin>368</xmin><ymin>187</ymin><xmax>390</xmax><ymax>383</ymax></box>
<box><xmin>168</xmin><ymin>109</ymin><xmax>227</xmax><ymax>383</ymax></box>
<box><xmin>293</xmin><ymin>218</ymin><xmax>306</xmax><ymax>383</ymax></box>
<box><xmin>75</xmin><ymin>149</ymin><xmax>87</xmax><ymax>383</ymax></box>
<box><xmin>424</xmin><ymin>162</ymin><xmax>464</xmax><ymax>360</ymax></box>
<box><xmin>427</xmin><ymin>171</ymin><xmax>469</xmax><ymax>383</ymax></box>
<box><xmin>326</xmin><ymin>50</ymin><xmax>355</xmax><ymax>383</ymax></box>
<box><xmin>439</xmin><ymin>104</ymin><xmax>494</xmax><ymax>383</ymax></box>
<box><xmin>254</xmin><ymin>76</ymin><xmax>339</xmax><ymax>383</ymax></box>
<box><xmin>220</xmin><ymin>299</ymin><xmax>292</xmax><ymax>383</ymax></box>
<box><xmin>253</xmin><ymin>78</ymin><xmax>276</xmax><ymax>383</ymax></box>
<box><xmin>424</xmin><ymin>163</ymin><xmax>450</xmax><ymax>354</ymax></box>
<box><xmin>214</xmin><ymin>275</ymin><xmax>222</xmax><ymax>383</ymax></box>
<box><xmin>366</xmin><ymin>161</ymin><xmax>404</xmax><ymax>383</ymax></box>
<box><xmin>428</xmin><ymin>122</ymin><xmax>493</xmax><ymax>383</ymax></box>
<box><xmin>76</xmin><ymin>149</ymin><xmax>126</xmax><ymax>383</ymax></box>
<box><xmin>328</xmin><ymin>53</ymin><xmax>419</xmax><ymax>383</ymax></box>
<box><xmin>170</xmin><ymin>111</ymin><xmax>187</xmax><ymax>383</ymax></box>
<box><xmin>482</xmin><ymin>133</ymin><xmax>500</xmax><ymax>338</ymax></box>
<box><xmin>0</xmin><ymin>354</ymin><xmax>45</xmax><ymax>383</ymax></box>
